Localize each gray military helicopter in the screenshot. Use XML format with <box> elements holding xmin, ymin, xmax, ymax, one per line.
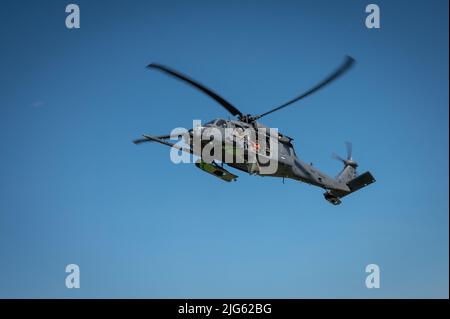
<box><xmin>134</xmin><ymin>56</ymin><xmax>375</xmax><ymax>205</ymax></box>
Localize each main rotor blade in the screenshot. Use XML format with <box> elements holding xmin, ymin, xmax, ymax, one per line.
<box><xmin>147</xmin><ymin>63</ymin><xmax>243</xmax><ymax>117</ymax></box>
<box><xmin>133</xmin><ymin>134</ymin><xmax>170</xmax><ymax>145</ymax></box>
<box><xmin>332</xmin><ymin>152</ymin><xmax>346</xmax><ymax>163</ymax></box>
<box><xmin>255</xmin><ymin>56</ymin><xmax>355</xmax><ymax>120</ymax></box>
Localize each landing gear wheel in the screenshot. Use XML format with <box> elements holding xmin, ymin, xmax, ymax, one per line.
<box><xmin>324</xmin><ymin>192</ymin><xmax>342</xmax><ymax>205</ymax></box>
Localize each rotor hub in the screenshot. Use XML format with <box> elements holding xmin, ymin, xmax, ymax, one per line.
<box><xmin>344</xmin><ymin>159</ymin><xmax>358</xmax><ymax>168</ymax></box>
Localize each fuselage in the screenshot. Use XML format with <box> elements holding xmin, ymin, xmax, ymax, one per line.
<box><xmin>189</xmin><ymin>118</ymin><xmax>350</xmax><ymax>192</ymax></box>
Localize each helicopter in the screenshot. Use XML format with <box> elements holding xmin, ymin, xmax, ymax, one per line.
<box><xmin>133</xmin><ymin>56</ymin><xmax>375</xmax><ymax>205</ymax></box>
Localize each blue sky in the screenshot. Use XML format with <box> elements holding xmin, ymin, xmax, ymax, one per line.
<box><xmin>0</xmin><ymin>0</ymin><xmax>448</xmax><ymax>298</ymax></box>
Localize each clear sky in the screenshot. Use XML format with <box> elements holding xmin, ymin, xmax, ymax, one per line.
<box><xmin>0</xmin><ymin>0</ymin><xmax>448</xmax><ymax>298</ymax></box>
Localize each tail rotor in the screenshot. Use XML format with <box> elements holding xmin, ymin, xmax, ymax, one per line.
<box><xmin>332</xmin><ymin>141</ymin><xmax>358</xmax><ymax>170</ymax></box>
<box><xmin>333</xmin><ymin>142</ymin><xmax>359</xmax><ymax>182</ymax></box>
<box><xmin>325</xmin><ymin>142</ymin><xmax>376</xmax><ymax>205</ymax></box>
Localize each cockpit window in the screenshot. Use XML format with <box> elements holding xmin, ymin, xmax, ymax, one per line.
<box><xmin>216</xmin><ymin>119</ymin><xmax>227</xmax><ymax>127</ymax></box>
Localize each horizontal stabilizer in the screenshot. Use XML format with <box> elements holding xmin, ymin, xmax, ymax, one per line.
<box><xmin>347</xmin><ymin>171</ymin><xmax>376</xmax><ymax>192</ymax></box>
<box><xmin>324</xmin><ymin>171</ymin><xmax>376</xmax><ymax>205</ymax></box>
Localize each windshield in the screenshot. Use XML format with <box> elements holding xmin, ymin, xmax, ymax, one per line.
<box><xmin>204</xmin><ymin>119</ymin><xmax>217</xmax><ymax>127</ymax></box>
